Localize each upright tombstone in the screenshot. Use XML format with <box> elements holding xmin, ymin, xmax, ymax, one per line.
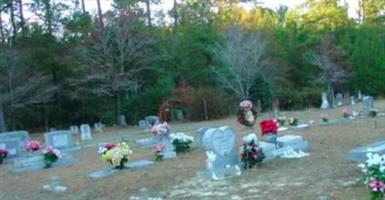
<box><xmin>117</xmin><ymin>114</ymin><xmax>127</xmax><ymax>127</ymax></box>
<box><xmin>0</xmin><ymin>138</ymin><xmax>22</xmax><ymax>159</ymax></box>
<box><xmin>197</xmin><ymin>126</ymin><xmax>239</xmax><ymax>179</ymax></box>
<box><xmin>320</xmin><ymin>93</ymin><xmax>330</xmax><ymax>109</ymax></box>
<box><xmin>335</xmin><ymin>93</ymin><xmax>343</xmax><ymax>107</ymax></box>
<box><xmin>272</xmin><ymin>99</ymin><xmax>280</xmax><ymax>119</ymax></box>
<box><xmin>94</xmin><ymin>123</ymin><xmax>104</xmax><ymax>133</ymax></box>
<box><xmin>362</xmin><ymin>96</ymin><xmax>374</xmax><ymax>116</ymax></box>
<box><xmin>138</xmin><ymin>120</ymin><xmax>149</xmax><ymax>130</ymax></box>
<box><xmin>80</xmin><ymin>124</ymin><xmax>92</xmax><ymax>141</ymax></box>
<box><xmin>158</xmin><ymin>133</ymin><xmax>176</xmax><ymax>159</ymax></box>
<box><xmin>358</xmin><ymin>90</ymin><xmax>362</xmax><ymax>101</ymax></box>
<box><xmin>256</xmin><ymin>99</ymin><xmax>262</xmax><ymax>114</ymax></box>
<box><xmin>145</xmin><ymin>116</ymin><xmax>159</xmax><ymax>127</ymax></box>
<box><xmin>350</xmin><ymin>96</ymin><xmax>355</xmax><ymax>105</ymax></box>
<box><xmin>70</xmin><ymin>125</ymin><xmax>79</xmax><ymax>135</ymax></box>
<box><xmin>0</xmin><ymin>130</ymin><xmax>30</xmax><ymax>150</ymax></box>
<box><xmin>44</xmin><ymin>130</ymin><xmax>78</xmax><ymax>151</ymax></box>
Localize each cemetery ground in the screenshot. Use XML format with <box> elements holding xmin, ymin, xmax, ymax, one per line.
<box><xmin>2</xmin><ymin>102</ymin><xmax>385</xmax><ymax>200</ymax></box>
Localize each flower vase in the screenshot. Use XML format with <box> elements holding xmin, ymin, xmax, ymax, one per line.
<box><xmin>45</xmin><ymin>162</ymin><xmax>53</xmax><ymax>168</ymax></box>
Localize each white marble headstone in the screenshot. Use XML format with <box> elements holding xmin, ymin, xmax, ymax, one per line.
<box><xmin>80</xmin><ymin>124</ymin><xmax>92</xmax><ymax>141</ymax></box>
<box><xmin>321</xmin><ymin>93</ymin><xmax>330</xmax><ymax>109</ymax></box>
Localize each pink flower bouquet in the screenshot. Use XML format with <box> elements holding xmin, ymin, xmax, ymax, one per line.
<box><xmin>150</xmin><ymin>122</ymin><xmax>170</xmax><ymax>135</ymax></box>
<box><xmin>25</xmin><ymin>140</ymin><xmax>41</xmax><ymax>152</ymax></box>
<box><xmin>42</xmin><ymin>146</ymin><xmax>62</xmax><ymax>167</ymax></box>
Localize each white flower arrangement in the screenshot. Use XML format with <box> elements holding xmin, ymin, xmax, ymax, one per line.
<box><xmin>358</xmin><ymin>153</ymin><xmax>385</xmax><ymax>199</ymax></box>
<box><xmin>170</xmin><ymin>132</ymin><xmax>194</xmax><ymax>153</ymax></box>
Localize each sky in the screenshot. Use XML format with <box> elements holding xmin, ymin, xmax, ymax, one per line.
<box><xmin>88</xmin><ymin>0</ymin><xmax>359</xmax><ymax>19</ymax></box>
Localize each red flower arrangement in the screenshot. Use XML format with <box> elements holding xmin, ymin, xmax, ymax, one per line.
<box><xmin>260</xmin><ymin>119</ymin><xmax>278</xmax><ymax>136</ymax></box>
<box><xmin>0</xmin><ymin>148</ymin><xmax>8</xmax><ymax>163</ymax></box>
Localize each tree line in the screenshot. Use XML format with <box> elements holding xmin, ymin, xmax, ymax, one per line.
<box><xmin>0</xmin><ymin>0</ymin><xmax>384</xmax><ymax>131</ymax></box>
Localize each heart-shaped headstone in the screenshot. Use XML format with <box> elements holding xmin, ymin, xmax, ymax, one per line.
<box><xmin>211</xmin><ymin>127</ymin><xmax>236</xmax><ymax>157</ymax></box>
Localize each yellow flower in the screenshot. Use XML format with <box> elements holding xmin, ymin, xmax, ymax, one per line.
<box><xmin>101</xmin><ymin>151</ymin><xmax>112</xmax><ymax>162</ymax></box>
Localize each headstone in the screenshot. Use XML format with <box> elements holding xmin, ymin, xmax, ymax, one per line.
<box><xmin>272</xmin><ymin>99</ymin><xmax>279</xmax><ymax>119</ymax></box>
<box><xmin>175</xmin><ymin>109</ymin><xmax>184</xmax><ymax>121</ymax></box>
<box><xmin>358</xmin><ymin>90</ymin><xmax>362</xmax><ymax>101</ymax></box>
<box><xmin>350</xmin><ymin>96</ymin><xmax>355</xmax><ymax>105</ymax></box>
<box><xmin>277</xmin><ymin>135</ymin><xmax>309</xmax><ymax>151</ymax></box>
<box><xmin>335</xmin><ymin>93</ymin><xmax>343</xmax><ymax>107</ymax></box>
<box><xmin>44</xmin><ymin>130</ymin><xmax>78</xmax><ymax>151</ymax></box>
<box><xmin>259</xmin><ymin>141</ymin><xmax>277</xmax><ymax>160</ymax></box>
<box><xmin>11</xmin><ymin>152</ymin><xmax>75</xmax><ymax>173</ymax></box>
<box><xmin>118</xmin><ymin>114</ymin><xmax>127</xmax><ymax>127</ymax></box>
<box><xmin>197</xmin><ymin>127</ymin><xmax>239</xmax><ymax>179</ymax></box>
<box><xmin>88</xmin><ymin>167</ymin><xmax>117</xmax><ymax>180</ymax></box>
<box><xmin>256</xmin><ymin>99</ymin><xmax>262</xmax><ymax>113</ymax></box>
<box><xmin>42</xmin><ymin>176</ymin><xmax>67</xmax><ymax>193</ymax></box>
<box><xmin>80</xmin><ymin>124</ymin><xmax>92</xmax><ymax>141</ymax></box>
<box><xmin>158</xmin><ymin>134</ymin><xmax>176</xmax><ymax>159</ymax></box>
<box><xmin>145</xmin><ymin>116</ymin><xmax>159</xmax><ymax>127</ymax></box>
<box><xmin>125</xmin><ymin>160</ymin><xmax>154</xmax><ymax>169</ymax></box>
<box><xmin>0</xmin><ymin>138</ymin><xmax>22</xmax><ymax>159</ymax></box>
<box><xmin>362</xmin><ymin>96</ymin><xmax>374</xmax><ymax>116</ymax></box>
<box><xmin>347</xmin><ymin>140</ymin><xmax>385</xmax><ymax>162</ymax></box>
<box><xmin>138</xmin><ymin>120</ymin><xmax>149</xmax><ymax>130</ymax></box>
<box><xmin>135</xmin><ymin>137</ymin><xmax>158</xmax><ymax>148</ymax></box>
<box><xmin>321</xmin><ymin>93</ymin><xmax>330</xmax><ymax>109</ymax></box>
<box><xmin>94</xmin><ymin>123</ymin><xmax>104</xmax><ymax>133</ymax></box>
<box><xmin>70</xmin><ymin>125</ymin><xmax>79</xmax><ymax>135</ymax></box>
<box><xmin>0</xmin><ymin>130</ymin><xmax>30</xmax><ymax>150</ymax></box>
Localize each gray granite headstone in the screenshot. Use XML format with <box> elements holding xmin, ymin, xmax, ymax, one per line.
<box><xmin>70</xmin><ymin>126</ymin><xmax>79</xmax><ymax>135</ymax></box>
<box><xmin>336</xmin><ymin>93</ymin><xmax>343</xmax><ymax>106</ymax></box>
<box><xmin>348</xmin><ymin>140</ymin><xmax>385</xmax><ymax>162</ymax></box>
<box><xmin>276</xmin><ymin>135</ymin><xmax>309</xmax><ymax>151</ymax></box>
<box><xmin>350</xmin><ymin>96</ymin><xmax>355</xmax><ymax>105</ymax></box>
<box><xmin>135</xmin><ymin>137</ymin><xmax>158</xmax><ymax>148</ymax></box>
<box><xmin>125</xmin><ymin>160</ymin><xmax>154</xmax><ymax>169</ymax></box>
<box><xmin>321</xmin><ymin>93</ymin><xmax>330</xmax><ymax>109</ymax></box>
<box><xmin>10</xmin><ymin>152</ymin><xmax>76</xmax><ymax>173</ymax></box>
<box><xmin>88</xmin><ymin>167</ymin><xmax>118</xmax><ymax>180</ymax></box>
<box><xmin>0</xmin><ymin>130</ymin><xmax>30</xmax><ymax>150</ymax></box>
<box><xmin>94</xmin><ymin>123</ymin><xmax>104</xmax><ymax>133</ymax></box>
<box><xmin>145</xmin><ymin>116</ymin><xmax>159</xmax><ymax>127</ymax></box>
<box><xmin>80</xmin><ymin>124</ymin><xmax>92</xmax><ymax>141</ymax></box>
<box><xmin>0</xmin><ymin>138</ymin><xmax>22</xmax><ymax>159</ymax></box>
<box><xmin>138</xmin><ymin>120</ymin><xmax>149</xmax><ymax>130</ymax></box>
<box><xmin>362</xmin><ymin>96</ymin><xmax>374</xmax><ymax>116</ymax></box>
<box><xmin>197</xmin><ymin>126</ymin><xmax>239</xmax><ymax>179</ymax></box>
<box><xmin>44</xmin><ymin>130</ymin><xmax>79</xmax><ymax>151</ymax></box>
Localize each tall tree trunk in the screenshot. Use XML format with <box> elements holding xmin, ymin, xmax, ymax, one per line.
<box><xmin>18</xmin><ymin>0</ymin><xmax>25</xmax><ymax>32</ymax></box>
<box><xmin>0</xmin><ymin>100</ymin><xmax>6</xmax><ymax>132</ymax></box>
<box><xmin>173</xmin><ymin>0</ymin><xmax>178</xmax><ymax>28</ymax></box>
<box><xmin>145</xmin><ymin>0</ymin><xmax>152</xmax><ymax>27</ymax></box>
<box><xmin>45</xmin><ymin>0</ymin><xmax>53</xmax><ymax>34</ymax></box>
<box><xmin>96</xmin><ymin>0</ymin><xmax>104</xmax><ymax>29</ymax></box>
<box><xmin>0</xmin><ymin>10</ymin><xmax>5</xmax><ymax>44</ymax></box>
<box><xmin>9</xmin><ymin>0</ymin><xmax>17</xmax><ymax>43</ymax></box>
<box><xmin>81</xmin><ymin>0</ymin><xmax>86</xmax><ymax>14</ymax></box>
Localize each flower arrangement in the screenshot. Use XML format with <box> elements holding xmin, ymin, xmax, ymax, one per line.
<box><xmin>100</xmin><ymin>142</ymin><xmax>132</xmax><ymax>169</ymax></box>
<box><xmin>358</xmin><ymin>153</ymin><xmax>385</xmax><ymax>199</ymax></box>
<box><xmin>260</xmin><ymin>119</ymin><xmax>278</xmax><ymax>136</ymax></box>
<box><xmin>320</xmin><ymin>113</ymin><xmax>329</xmax><ymax>122</ymax></box>
<box><xmin>237</xmin><ymin>100</ymin><xmax>257</xmax><ymax>127</ymax></box>
<box><xmin>0</xmin><ymin>148</ymin><xmax>8</xmax><ymax>164</ymax></box>
<box><xmin>170</xmin><ymin>132</ymin><xmax>194</xmax><ymax>153</ymax></box>
<box><xmin>150</xmin><ymin>122</ymin><xmax>170</xmax><ymax>135</ymax></box>
<box><xmin>153</xmin><ymin>144</ymin><xmax>165</xmax><ymax>161</ymax></box>
<box><xmin>241</xmin><ymin>134</ymin><xmax>265</xmax><ymax>169</ymax></box>
<box><xmin>25</xmin><ymin>140</ymin><xmax>41</xmax><ymax>152</ymax></box>
<box><xmin>289</xmin><ymin>117</ymin><xmax>299</xmax><ymax>126</ymax></box>
<box><xmin>42</xmin><ymin>146</ymin><xmax>62</xmax><ymax>168</ymax></box>
<box><xmin>277</xmin><ymin>116</ymin><xmax>287</xmax><ymax>126</ymax></box>
<box><xmin>341</xmin><ymin>107</ymin><xmax>351</xmax><ymax>118</ymax></box>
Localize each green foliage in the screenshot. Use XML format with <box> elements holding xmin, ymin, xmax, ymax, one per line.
<box><xmin>172</xmin><ymin>139</ymin><xmax>192</xmax><ymax>153</ymax></box>
<box><xmin>2</xmin><ymin>0</ymin><xmax>385</xmax><ymax>130</ymax></box>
